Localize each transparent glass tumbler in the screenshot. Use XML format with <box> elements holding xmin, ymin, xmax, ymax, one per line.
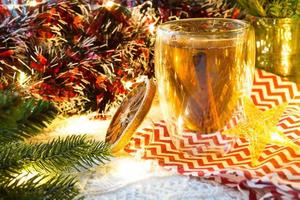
<box><xmin>155</xmin><ymin>18</ymin><xmax>255</xmax><ymax>155</ymax></box>
<box><xmin>248</xmin><ymin>16</ymin><xmax>300</xmax><ymax>79</ymax></box>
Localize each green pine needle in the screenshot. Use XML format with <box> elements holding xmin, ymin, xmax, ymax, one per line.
<box><xmin>237</xmin><ymin>0</ymin><xmax>300</xmax><ymax>17</ymax></box>
<box><xmin>237</xmin><ymin>0</ymin><xmax>266</xmax><ymax>16</ymax></box>
<box><xmin>0</xmin><ymin>174</ymin><xmax>79</xmax><ymax>200</ymax></box>
<box><xmin>0</xmin><ymin>143</ymin><xmax>30</xmax><ymax>176</ymax></box>
<box><xmin>0</xmin><ymin>90</ymin><xmax>112</xmax><ymax>199</ymax></box>
<box><xmin>266</xmin><ymin>0</ymin><xmax>296</xmax><ymax>17</ymax></box>
<box><xmin>0</xmin><ymin>90</ymin><xmax>57</xmax><ymax>143</ymax></box>
<box><xmin>0</xmin><ymin>135</ymin><xmax>111</xmax><ymax>174</ymax></box>
<box><xmin>30</xmin><ymin>135</ymin><xmax>111</xmax><ymax>173</ymax></box>
<box><xmin>0</xmin><ymin>136</ymin><xmax>111</xmax><ymax>199</ymax></box>
<box><xmin>18</xmin><ymin>100</ymin><xmax>56</xmax><ymax>132</ymax></box>
<box><xmin>296</xmin><ymin>0</ymin><xmax>300</xmax><ymax>16</ymax></box>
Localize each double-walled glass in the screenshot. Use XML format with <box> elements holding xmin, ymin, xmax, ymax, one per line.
<box><xmin>155</xmin><ymin>18</ymin><xmax>255</xmax><ymax>154</ymax></box>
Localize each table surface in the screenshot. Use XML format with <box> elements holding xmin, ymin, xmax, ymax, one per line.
<box><xmin>75</xmin><ymin>95</ymin><xmax>248</xmax><ymax>200</ymax></box>
<box><xmin>77</xmin><ymin>157</ymin><xmax>247</xmax><ymax>200</ymax></box>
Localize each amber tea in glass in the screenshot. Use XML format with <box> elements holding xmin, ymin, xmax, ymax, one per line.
<box><xmin>155</xmin><ymin>18</ymin><xmax>255</xmax><ymax>154</ymax></box>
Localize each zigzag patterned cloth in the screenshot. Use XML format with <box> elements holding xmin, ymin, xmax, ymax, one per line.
<box><xmin>124</xmin><ymin>69</ymin><xmax>300</xmax><ymax>199</ymax></box>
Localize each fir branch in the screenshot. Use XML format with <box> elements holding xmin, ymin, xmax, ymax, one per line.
<box><xmin>0</xmin><ymin>90</ymin><xmax>57</xmax><ymax>143</ymax></box>
<box><xmin>0</xmin><ymin>174</ymin><xmax>79</xmax><ymax>200</ymax></box>
<box><xmin>237</xmin><ymin>0</ymin><xmax>300</xmax><ymax>17</ymax></box>
<box><xmin>0</xmin><ymin>142</ymin><xmax>40</xmax><ymax>187</ymax></box>
<box><xmin>17</xmin><ymin>99</ymin><xmax>57</xmax><ymax>136</ymax></box>
<box><xmin>0</xmin><ymin>143</ymin><xmax>30</xmax><ymax>176</ymax></box>
<box><xmin>0</xmin><ymin>90</ymin><xmax>19</xmax><ymax>114</ymax></box>
<box><xmin>237</xmin><ymin>0</ymin><xmax>266</xmax><ymax>16</ymax></box>
<box><xmin>0</xmin><ymin>136</ymin><xmax>110</xmax><ymax>175</ymax></box>
<box><xmin>266</xmin><ymin>0</ymin><xmax>296</xmax><ymax>17</ymax></box>
<box><xmin>0</xmin><ymin>136</ymin><xmax>111</xmax><ymax>199</ymax></box>
<box><xmin>296</xmin><ymin>0</ymin><xmax>300</xmax><ymax>16</ymax></box>
<box><xmin>30</xmin><ymin>135</ymin><xmax>111</xmax><ymax>172</ymax></box>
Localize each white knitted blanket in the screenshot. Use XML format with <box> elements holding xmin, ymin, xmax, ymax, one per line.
<box><xmin>76</xmin><ymin>158</ymin><xmax>248</xmax><ymax>200</ymax></box>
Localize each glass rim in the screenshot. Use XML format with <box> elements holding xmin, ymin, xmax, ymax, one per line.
<box><xmin>157</xmin><ymin>18</ymin><xmax>250</xmax><ymax>36</ymax></box>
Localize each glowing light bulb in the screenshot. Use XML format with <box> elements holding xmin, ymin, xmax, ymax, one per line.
<box><xmin>149</xmin><ymin>23</ymin><xmax>156</xmax><ymax>35</ymax></box>
<box><xmin>177</xmin><ymin>115</ymin><xmax>184</xmax><ymax>135</ymax></box>
<box><xmin>177</xmin><ymin>116</ymin><xmax>183</xmax><ymax>128</ymax></box>
<box><xmin>7</xmin><ymin>4</ymin><xmax>17</xmax><ymax>10</ymax></box>
<box><xmin>271</xmin><ymin>132</ymin><xmax>284</xmax><ymax>142</ymax></box>
<box><xmin>124</xmin><ymin>81</ymin><xmax>133</xmax><ymax>90</ymax></box>
<box><xmin>19</xmin><ymin>71</ymin><xmax>27</xmax><ymax>87</ymax></box>
<box><xmin>28</xmin><ymin>0</ymin><xmax>38</xmax><ymax>7</ymax></box>
<box><xmin>105</xmin><ymin>1</ymin><xmax>115</xmax><ymax>9</ymax></box>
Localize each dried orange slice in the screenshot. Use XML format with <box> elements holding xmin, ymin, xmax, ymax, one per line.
<box><xmin>105</xmin><ymin>78</ymin><xmax>156</xmax><ymax>153</ymax></box>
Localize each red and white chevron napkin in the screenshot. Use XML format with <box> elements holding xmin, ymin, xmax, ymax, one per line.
<box><xmin>124</xmin><ymin>69</ymin><xmax>300</xmax><ymax>199</ymax></box>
